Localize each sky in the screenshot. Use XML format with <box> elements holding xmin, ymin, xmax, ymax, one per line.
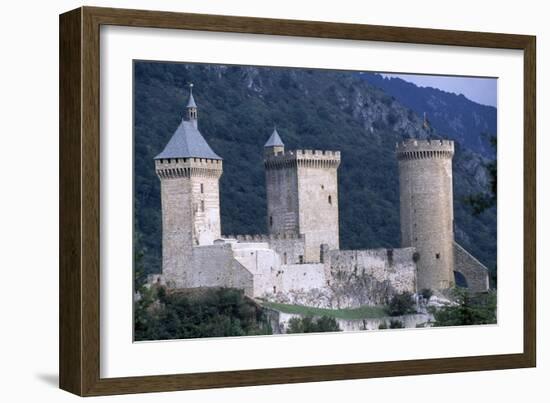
<box><xmin>381</xmin><ymin>73</ymin><xmax>497</xmax><ymax>107</ymax></box>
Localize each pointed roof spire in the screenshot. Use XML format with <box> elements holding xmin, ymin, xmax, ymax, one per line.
<box><xmin>264</xmin><ymin>126</ymin><xmax>284</xmax><ymax>147</ymax></box>
<box><xmin>187</xmin><ymin>83</ymin><xmax>197</xmax><ymax>108</ymax></box>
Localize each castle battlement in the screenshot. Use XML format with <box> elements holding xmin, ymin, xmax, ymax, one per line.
<box><xmin>155</xmin><ymin>157</ymin><xmax>223</xmax><ymax>179</ymax></box>
<box><xmin>224</xmin><ymin>233</ymin><xmax>304</xmax><ymax>242</ymax></box>
<box><xmin>395</xmin><ymin>139</ymin><xmax>454</xmax><ymax>161</ymax></box>
<box><xmin>265</xmin><ymin>149</ymin><xmax>341</xmax><ymax>169</ymax></box>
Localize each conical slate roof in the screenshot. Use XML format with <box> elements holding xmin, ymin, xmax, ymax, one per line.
<box><xmin>187</xmin><ymin>92</ymin><xmax>197</xmax><ymax>108</ymax></box>
<box><xmin>154</xmin><ymin>120</ymin><xmax>222</xmax><ymax>160</ymax></box>
<box><xmin>264</xmin><ymin>127</ymin><xmax>284</xmax><ymax>147</ymax></box>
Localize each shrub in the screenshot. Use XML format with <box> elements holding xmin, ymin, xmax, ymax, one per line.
<box><xmin>389</xmin><ymin>319</ymin><xmax>404</xmax><ymax>328</ymax></box>
<box><xmin>134</xmin><ymin>287</ymin><xmax>273</xmax><ymax>341</ymax></box>
<box><xmin>420</xmin><ymin>288</ymin><xmax>433</xmax><ymax>300</ymax></box>
<box><xmin>286</xmin><ymin>316</ymin><xmax>341</xmax><ymax>334</ymax></box>
<box><xmin>387</xmin><ymin>292</ymin><xmax>416</xmax><ymax>316</ymax></box>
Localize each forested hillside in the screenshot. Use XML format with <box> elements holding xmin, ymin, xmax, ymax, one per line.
<box><xmin>134</xmin><ymin>62</ymin><xmax>497</xmax><ymax>276</ymax></box>
<box><xmin>359</xmin><ymin>73</ymin><xmax>497</xmax><ymax>159</ymax></box>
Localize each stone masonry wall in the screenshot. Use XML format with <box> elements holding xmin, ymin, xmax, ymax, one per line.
<box><xmin>228</xmin><ymin>234</ymin><xmax>306</xmax><ymax>266</ymax></box>
<box><xmin>326</xmin><ymin>247</ymin><xmax>417</xmax><ymax>306</ymax></box>
<box><xmin>159</xmin><ymin>177</ymin><xmax>193</xmax><ymax>287</ymax></box>
<box><xmin>454</xmin><ymin>242</ymin><xmax>490</xmax><ymax>292</ymax></box>
<box><xmin>190</xmin><ymin>244</ymin><xmax>254</xmax><ymax>296</ymax></box>
<box><xmin>278</xmin><ymin>263</ymin><xmax>327</xmax><ymax>294</ymax></box>
<box><xmin>190</xmin><ymin>174</ymin><xmax>221</xmax><ymax>246</ymax></box>
<box><xmin>265</xmin><ymin>162</ymin><xmax>300</xmax><ymax>235</ymax></box>
<box><xmin>297</xmin><ymin>158</ymin><xmax>340</xmax><ymax>262</ymax></box>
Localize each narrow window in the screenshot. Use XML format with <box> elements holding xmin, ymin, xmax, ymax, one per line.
<box><xmin>273</xmin><ymin>286</ymin><xmax>277</xmax><ymax>293</ymax></box>
<box><xmin>299</xmin><ymin>255</ymin><xmax>304</xmax><ymax>264</ymax></box>
<box><xmin>269</xmin><ymin>216</ymin><xmax>273</xmax><ymax>227</ymax></box>
<box><xmin>200</xmin><ymin>183</ymin><xmax>204</xmax><ymax>193</ymax></box>
<box><xmin>283</xmin><ymin>252</ymin><xmax>287</xmax><ymax>264</ymax></box>
<box><xmin>435</xmin><ymin>253</ymin><xmax>440</xmax><ymax>259</ymax></box>
<box><xmin>200</xmin><ymin>200</ymin><xmax>205</xmax><ymax>212</ymax></box>
<box><xmin>328</xmin><ymin>195</ymin><xmax>332</xmax><ymax>205</ymax></box>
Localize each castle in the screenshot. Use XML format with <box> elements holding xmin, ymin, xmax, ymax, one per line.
<box><xmin>149</xmin><ymin>85</ymin><xmax>489</xmax><ymax>308</ymax></box>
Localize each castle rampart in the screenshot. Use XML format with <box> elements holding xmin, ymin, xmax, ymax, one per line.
<box><xmin>155</xmin><ymin>158</ymin><xmax>223</xmax><ymax>179</ymax></box>
<box><xmin>264</xmin><ymin>149</ymin><xmax>341</xmax><ymax>169</ymax></box>
<box><xmin>453</xmin><ymin>242</ymin><xmax>490</xmax><ymax>292</ymax></box>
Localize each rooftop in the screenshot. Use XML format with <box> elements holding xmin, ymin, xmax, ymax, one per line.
<box><xmin>264</xmin><ymin>127</ymin><xmax>284</xmax><ymax>148</ymax></box>
<box><xmin>187</xmin><ymin>83</ymin><xmax>197</xmax><ymax>108</ymax></box>
<box><xmin>154</xmin><ymin>120</ymin><xmax>222</xmax><ymax>160</ymax></box>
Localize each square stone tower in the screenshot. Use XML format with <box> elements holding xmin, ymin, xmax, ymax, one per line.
<box><xmin>155</xmin><ymin>84</ymin><xmax>223</xmax><ymax>286</ymax></box>
<box><xmin>264</xmin><ymin>128</ymin><xmax>341</xmax><ymax>262</ymax></box>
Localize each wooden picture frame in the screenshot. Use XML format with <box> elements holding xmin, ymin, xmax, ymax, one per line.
<box><xmin>59</xmin><ymin>6</ymin><xmax>536</xmax><ymax>396</ymax></box>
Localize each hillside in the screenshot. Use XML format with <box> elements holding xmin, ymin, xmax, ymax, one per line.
<box><xmin>359</xmin><ymin>73</ymin><xmax>497</xmax><ymax>159</ymax></box>
<box><xmin>133</xmin><ymin>62</ymin><xmax>496</xmax><ymax>276</ymax></box>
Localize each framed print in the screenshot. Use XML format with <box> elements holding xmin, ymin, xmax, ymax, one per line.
<box><xmin>59</xmin><ymin>6</ymin><xmax>536</xmax><ymax>396</ymax></box>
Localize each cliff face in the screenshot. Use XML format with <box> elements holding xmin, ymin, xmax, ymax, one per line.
<box><xmin>359</xmin><ymin>72</ymin><xmax>497</xmax><ymax>159</ymax></box>
<box><xmin>134</xmin><ymin>62</ymin><xmax>496</xmax><ymax>275</ymax></box>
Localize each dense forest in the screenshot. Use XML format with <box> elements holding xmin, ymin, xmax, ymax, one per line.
<box><xmin>133</xmin><ymin>62</ymin><xmax>497</xmax><ymax>278</ymax></box>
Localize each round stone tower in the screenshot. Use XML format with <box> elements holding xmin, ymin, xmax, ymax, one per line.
<box><xmin>396</xmin><ymin>139</ymin><xmax>455</xmax><ymax>291</ymax></box>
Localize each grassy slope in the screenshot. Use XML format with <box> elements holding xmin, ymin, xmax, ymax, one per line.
<box><xmin>261</xmin><ymin>301</ymin><xmax>387</xmax><ymax>320</ymax></box>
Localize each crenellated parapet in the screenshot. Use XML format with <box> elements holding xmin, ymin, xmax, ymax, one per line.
<box><xmin>155</xmin><ymin>157</ymin><xmax>223</xmax><ymax>179</ymax></box>
<box><xmin>396</xmin><ymin>139</ymin><xmax>454</xmax><ymax>161</ymax></box>
<box><xmin>265</xmin><ymin>149</ymin><xmax>341</xmax><ymax>169</ymax></box>
<box><xmin>224</xmin><ymin>233</ymin><xmax>304</xmax><ymax>242</ymax></box>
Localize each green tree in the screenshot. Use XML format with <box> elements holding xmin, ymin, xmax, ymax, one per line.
<box><xmin>134</xmin><ymin>287</ymin><xmax>273</xmax><ymax>341</ymax></box>
<box><xmin>431</xmin><ymin>288</ymin><xmax>496</xmax><ymax>327</ymax></box>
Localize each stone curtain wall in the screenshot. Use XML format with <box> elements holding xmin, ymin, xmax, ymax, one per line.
<box><xmin>190</xmin><ymin>244</ymin><xmax>254</xmax><ymax>296</ymax></box>
<box><xmin>326</xmin><ymin>247</ymin><xmax>417</xmax><ymax>306</ymax></box>
<box><xmin>279</xmin><ymin>263</ymin><xmax>327</xmax><ymax>294</ymax></box>
<box><xmin>229</xmin><ymin>234</ymin><xmax>306</xmax><ymax>266</ymax></box>
<box><xmin>453</xmin><ymin>242</ymin><xmax>490</xmax><ymax>292</ymax></box>
<box><xmin>265</xmin><ymin>246</ymin><xmax>417</xmax><ymax>309</ymax></box>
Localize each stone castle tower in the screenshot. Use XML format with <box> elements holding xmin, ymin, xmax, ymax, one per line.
<box><xmin>396</xmin><ymin>139</ymin><xmax>455</xmax><ymax>290</ymax></box>
<box><xmin>264</xmin><ymin>128</ymin><xmax>341</xmax><ymax>262</ymax></box>
<box><xmin>154</xmin><ymin>84</ymin><xmax>223</xmax><ymax>284</ymax></box>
